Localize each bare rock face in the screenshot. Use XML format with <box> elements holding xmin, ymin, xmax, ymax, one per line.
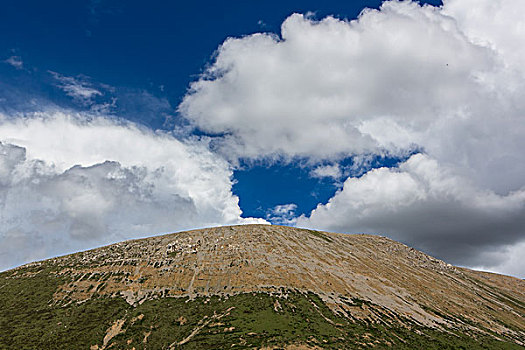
<box><xmin>3</xmin><ymin>224</ymin><xmax>525</xmax><ymax>348</ymax></box>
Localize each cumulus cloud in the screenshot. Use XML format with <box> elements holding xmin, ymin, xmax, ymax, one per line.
<box><xmin>0</xmin><ymin>112</ymin><xmax>265</xmax><ymax>270</ymax></box>
<box><xmin>180</xmin><ymin>0</ymin><xmax>525</xmax><ymax>276</ymax></box>
<box><xmin>180</xmin><ymin>1</ymin><xmax>493</xmax><ymax>161</ymax></box>
<box><xmin>180</xmin><ymin>0</ymin><xmax>525</xmax><ymax>194</ymax></box>
<box><xmin>297</xmin><ymin>154</ymin><xmax>525</xmax><ymax>277</ymax></box>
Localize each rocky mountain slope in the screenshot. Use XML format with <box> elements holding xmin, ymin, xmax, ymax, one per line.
<box><xmin>1</xmin><ymin>224</ymin><xmax>524</xmax><ymax>349</ymax></box>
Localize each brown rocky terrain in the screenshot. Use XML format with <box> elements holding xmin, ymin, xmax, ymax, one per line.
<box><xmin>2</xmin><ymin>224</ymin><xmax>524</xmax><ymax>349</ymax></box>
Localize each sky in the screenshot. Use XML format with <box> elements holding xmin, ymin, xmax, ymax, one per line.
<box><xmin>1</xmin><ymin>0</ymin><xmax>524</xmax><ymax>278</ymax></box>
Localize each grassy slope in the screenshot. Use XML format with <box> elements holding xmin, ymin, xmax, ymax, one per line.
<box><xmin>0</xmin><ymin>266</ymin><xmax>522</xmax><ymax>350</ymax></box>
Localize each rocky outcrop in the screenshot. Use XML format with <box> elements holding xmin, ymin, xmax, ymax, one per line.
<box><xmin>9</xmin><ymin>224</ymin><xmax>525</xmax><ymax>346</ymax></box>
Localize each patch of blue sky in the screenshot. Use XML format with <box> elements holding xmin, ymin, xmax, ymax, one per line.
<box><xmin>233</xmin><ymin>152</ymin><xmax>418</xmax><ymax>222</ymax></box>
<box><xmin>1</xmin><ymin>0</ymin><xmax>441</xmax><ymax>104</ymax></box>
<box><xmin>0</xmin><ymin>64</ymin><xmax>179</xmax><ymax>131</ymax></box>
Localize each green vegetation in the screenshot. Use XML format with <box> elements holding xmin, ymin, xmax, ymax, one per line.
<box><xmin>305</xmin><ymin>229</ymin><xmax>333</xmax><ymax>243</ymax></box>
<box><xmin>0</xmin><ymin>266</ymin><xmax>522</xmax><ymax>349</ymax></box>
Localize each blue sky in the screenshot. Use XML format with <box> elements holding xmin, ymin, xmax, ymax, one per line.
<box><xmin>0</xmin><ymin>0</ymin><xmax>438</xmax><ymax>219</ymax></box>
<box><xmin>2</xmin><ymin>0</ymin><xmax>525</xmax><ymax>278</ymax></box>
<box><xmin>2</xmin><ymin>0</ymin><xmax>441</xmax><ymax>99</ymax></box>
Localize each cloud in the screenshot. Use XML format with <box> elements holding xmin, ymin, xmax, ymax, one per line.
<box><xmin>50</xmin><ymin>71</ymin><xmax>103</xmax><ymax>106</ymax></box>
<box><xmin>0</xmin><ymin>111</ymin><xmax>265</xmax><ymax>270</ymax></box>
<box><xmin>471</xmin><ymin>241</ymin><xmax>525</xmax><ymax>278</ymax></box>
<box><xmin>49</xmin><ymin>71</ymin><xmax>180</xmax><ymax>130</ymax></box>
<box><xmin>179</xmin><ymin>0</ymin><xmax>525</xmax><ymax>194</ymax></box>
<box><xmin>3</xmin><ymin>56</ymin><xmax>23</xmax><ymax>69</ymax></box>
<box><xmin>297</xmin><ymin>154</ymin><xmax>525</xmax><ymax>277</ymax></box>
<box><xmin>2</xmin><ymin>67</ymin><xmax>177</xmax><ymax>131</ymax></box>
<box><xmin>179</xmin><ymin>1</ymin><xmax>493</xmax><ymax>162</ymax></box>
<box><xmin>266</xmin><ymin>203</ymin><xmax>298</xmax><ymax>225</ymax></box>
<box><xmin>179</xmin><ymin>0</ymin><xmax>525</xmax><ymax>277</ymax></box>
<box><xmin>310</xmin><ymin>164</ymin><xmax>342</xmax><ymax>180</ymax></box>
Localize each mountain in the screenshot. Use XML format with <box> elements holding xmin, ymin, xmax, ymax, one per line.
<box><xmin>1</xmin><ymin>224</ymin><xmax>524</xmax><ymax>349</ymax></box>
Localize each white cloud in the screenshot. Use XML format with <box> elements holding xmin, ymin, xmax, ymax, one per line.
<box><xmin>266</xmin><ymin>203</ymin><xmax>298</xmax><ymax>225</ymax></box>
<box><xmin>3</xmin><ymin>56</ymin><xmax>23</xmax><ymax>69</ymax></box>
<box><xmin>0</xmin><ymin>111</ymin><xmax>265</xmax><ymax>270</ymax></box>
<box><xmin>179</xmin><ymin>0</ymin><xmax>525</xmax><ymax>194</ymax></box>
<box><xmin>442</xmin><ymin>0</ymin><xmax>525</xmax><ymax>75</ymax></box>
<box><xmin>310</xmin><ymin>164</ymin><xmax>342</xmax><ymax>180</ymax></box>
<box><xmin>179</xmin><ymin>0</ymin><xmax>525</xmax><ymax>276</ymax></box>
<box><xmin>297</xmin><ymin>154</ymin><xmax>525</xmax><ymax>277</ymax></box>
<box><xmin>180</xmin><ymin>1</ymin><xmax>493</xmax><ymax>162</ymax></box>
<box><xmin>50</xmin><ymin>71</ymin><xmax>103</xmax><ymax>106</ymax></box>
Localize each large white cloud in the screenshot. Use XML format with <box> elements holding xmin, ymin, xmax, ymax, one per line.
<box><xmin>179</xmin><ymin>1</ymin><xmax>490</xmax><ymax>157</ymax></box>
<box><xmin>0</xmin><ymin>111</ymin><xmax>265</xmax><ymax>270</ymax></box>
<box><xmin>297</xmin><ymin>154</ymin><xmax>525</xmax><ymax>277</ymax></box>
<box><xmin>180</xmin><ymin>0</ymin><xmax>525</xmax><ymax>193</ymax></box>
<box><xmin>179</xmin><ymin>0</ymin><xmax>525</xmax><ymax>276</ymax></box>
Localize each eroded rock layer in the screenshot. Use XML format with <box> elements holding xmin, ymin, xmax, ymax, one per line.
<box><xmin>1</xmin><ymin>224</ymin><xmax>524</xmax><ymax>349</ymax></box>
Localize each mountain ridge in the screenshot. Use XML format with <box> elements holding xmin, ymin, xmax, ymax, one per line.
<box><xmin>1</xmin><ymin>224</ymin><xmax>524</xmax><ymax>349</ymax></box>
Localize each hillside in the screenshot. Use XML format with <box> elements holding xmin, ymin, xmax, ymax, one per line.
<box><xmin>1</xmin><ymin>224</ymin><xmax>524</xmax><ymax>349</ymax></box>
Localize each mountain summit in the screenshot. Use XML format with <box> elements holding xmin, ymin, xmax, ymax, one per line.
<box><xmin>1</xmin><ymin>224</ymin><xmax>524</xmax><ymax>349</ymax></box>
